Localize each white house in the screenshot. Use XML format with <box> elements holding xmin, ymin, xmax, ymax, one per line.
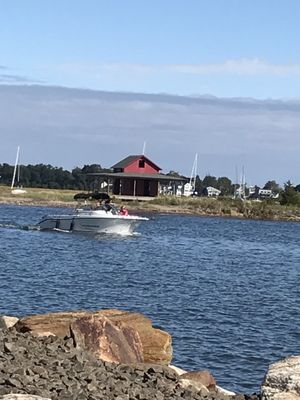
<box><xmin>205</xmin><ymin>186</ymin><xmax>221</xmax><ymax>197</ymax></box>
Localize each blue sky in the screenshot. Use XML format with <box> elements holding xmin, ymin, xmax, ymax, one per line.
<box><xmin>2</xmin><ymin>0</ymin><xmax>300</xmax><ymax>98</ymax></box>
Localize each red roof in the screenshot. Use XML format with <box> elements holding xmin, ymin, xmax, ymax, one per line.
<box><xmin>111</xmin><ymin>155</ymin><xmax>161</xmax><ymax>171</ymax></box>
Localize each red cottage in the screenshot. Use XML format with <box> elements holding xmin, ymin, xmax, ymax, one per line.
<box><xmin>89</xmin><ymin>154</ymin><xmax>187</xmax><ymax>199</ymax></box>
<box><xmin>111</xmin><ymin>155</ymin><xmax>161</xmax><ymax>196</ymax></box>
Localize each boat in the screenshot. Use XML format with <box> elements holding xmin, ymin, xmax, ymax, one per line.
<box><xmin>37</xmin><ymin>192</ymin><xmax>149</xmax><ymax>235</ymax></box>
<box><xmin>11</xmin><ymin>146</ymin><xmax>27</xmax><ymax>195</ymax></box>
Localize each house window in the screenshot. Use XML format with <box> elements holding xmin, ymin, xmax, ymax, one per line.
<box><xmin>139</xmin><ymin>159</ymin><xmax>145</xmax><ymax>168</ymax></box>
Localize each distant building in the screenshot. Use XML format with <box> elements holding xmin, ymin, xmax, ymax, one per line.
<box><xmin>203</xmin><ymin>186</ymin><xmax>221</xmax><ymax>197</ymax></box>
<box><xmin>183</xmin><ymin>182</ymin><xmax>195</xmax><ymax>197</ymax></box>
<box><xmin>248</xmin><ymin>186</ymin><xmax>279</xmax><ymax>200</ymax></box>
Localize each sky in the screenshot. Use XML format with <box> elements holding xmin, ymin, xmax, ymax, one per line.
<box><xmin>2</xmin><ymin>0</ymin><xmax>300</xmax><ymax>98</ymax></box>
<box><xmin>0</xmin><ymin>0</ymin><xmax>299</xmax><ymax>185</ymax></box>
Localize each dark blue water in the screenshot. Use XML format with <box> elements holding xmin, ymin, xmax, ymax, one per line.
<box><xmin>0</xmin><ymin>204</ymin><xmax>299</xmax><ymax>394</ymax></box>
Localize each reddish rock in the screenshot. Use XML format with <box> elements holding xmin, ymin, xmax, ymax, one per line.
<box><xmin>71</xmin><ymin>315</ymin><xmax>143</xmax><ymax>364</ymax></box>
<box><xmin>14</xmin><ymin>309</ymin><xmax>173</xmax><ymax>365</ymax></box>
<box><xmin>99</xmin><ymin>310</ymin><xmax>172</xmax><ymax>365</ymax></box>
<box><xmin>180</xmin><ymin>370</ymin><xmax>217</xmax><ymax>391</ymax></box>
<box><xmin>14</xmin><ymin>310</ymin><xmax>89</xmax><ymax>337</ymax></box>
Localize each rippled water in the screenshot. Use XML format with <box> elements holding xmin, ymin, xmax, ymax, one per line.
<box><xmin>0</xmin><ymin>204</ymin><xmax>299</xmax><ymax>394</ymax></box>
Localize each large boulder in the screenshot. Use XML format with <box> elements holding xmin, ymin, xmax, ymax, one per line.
<box><xmin>14</xmin><ymin>309</ymin><xmax>172</xmax><ymax>365</ymax></box>
<box><xmin>261</xmin><ymin>355</ymin><xmax>300</xmax><ymax>400</ymax></box>
<box><xmin>71</xmin><ymin>315</ymin><xmax>144</xmax><ymax>364</ymax></box>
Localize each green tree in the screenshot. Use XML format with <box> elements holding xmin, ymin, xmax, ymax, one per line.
<box><xmin>166</xmin><ymin>170</ymin><xmax>181</xmax><ymax>177</ymax></box>
<box><xmin>195</xmin><ymin>175</ymin><xmax>203</xmax><ymax>195</ymax></box>
<box><xmin>280</xmin><ymin>181</ymin><xmax>300</xmax><ymax>206</ymax></box>
<box><xmin>217</xmin><ymin>177</ymin><xmax>232</xmax><ymax>195</ymax></box>
<box><xmin>263</xmin><ymin>180</ymin><xmax>281</xmax><ymax>193</ymax></box>
<box><xmin>202</xmin><ymin>175</ymin><xmax>218</xmax><ymax>188</ymax></box>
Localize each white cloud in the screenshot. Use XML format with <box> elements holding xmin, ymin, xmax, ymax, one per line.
<box><xmin>55</xmin><ymin>59</ymin><xmax>300</xmax><ymax>77</ymax></box>
<box><xmin>167</xmin><ymin>59</ymin><xmax>300</xmax><ymax>76</ymax></box>
<box><xmin>0</xmin><ymin>84</ymin><xmax>299</xmax><ymax>186</ymax></box>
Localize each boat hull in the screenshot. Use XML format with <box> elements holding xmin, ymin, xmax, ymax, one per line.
<box><xmin>38</xmin><ymin>213</ymin><xmax>148</xmax><ymax>235</ymax></box>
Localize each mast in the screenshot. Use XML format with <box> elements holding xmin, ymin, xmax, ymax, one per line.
<box><xmin>189</xmin><ymin>153</ymin><xmax>198</xmax><ymax>192</ymax></box>
<box><xmin>233</xmin><ymin>165</ymin><xmax>238</xmax><ymax>199</ymax></box>
<box><xmin>11</xmin><ymin>146</ymin><xmax>20</xmax><ymax>189</ymax></box>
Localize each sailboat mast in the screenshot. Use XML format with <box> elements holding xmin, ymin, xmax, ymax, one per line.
<box><xmin>189</xmin><ymin>153</ymin><xmax>198</xmax><ymax>191</ymax></box>
<box><xmin>11</xmin><ymin>146</ymin><xmax>20</xmax><ymax>189</ymax></box>
<box><xmin>142</xmin><ymin>141</ymin><xmax>146</xmax><ymax>155</ymax></box>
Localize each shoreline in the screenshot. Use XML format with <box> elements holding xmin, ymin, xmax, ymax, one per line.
<box><xmin>0</xmin><ymin>190</ymin><xmax>299</xmax><ymax>222</ymax></box>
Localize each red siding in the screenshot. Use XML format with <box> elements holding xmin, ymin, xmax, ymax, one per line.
<box><xmin>123</xmin><ymin>157</ymin><xmax>159</xmax><ymax>174</ymax></box>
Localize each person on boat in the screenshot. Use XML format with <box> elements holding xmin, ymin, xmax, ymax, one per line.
<box><xmin>119</xmin><ymin>205</ymin><xmax>129</xmax><ymax>216</ymax></box>
<box><xmin>94</xmin><ymin>201</ymin><xmax>101</xmax><ymax>210</ymax></box>
<box><xmin>103</xmin><ymin>199</ymin><xmax>112</xmax><ymax>212</ymax></box>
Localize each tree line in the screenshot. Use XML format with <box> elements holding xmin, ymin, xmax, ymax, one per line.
<box><xmin>0</xmin><ymin>163</ymin><xmax>109</xmax><ymax>190</ymax></box>
<box><xmin>0</xmin><ymin>163</ymin><xmax>299</xmax><ymax>205</ymax></box>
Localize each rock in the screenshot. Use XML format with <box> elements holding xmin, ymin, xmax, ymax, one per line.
<box><xmin>169</xmin><ymin>364</ymin><xmax>187</xmax><ymax>375</ymax></box>
<box><xmin>261</xmin><ymin>355</ymin><xmax>300</xmax><ymax>400</ymax></box>
<box><xmin>179</xmin><ymin>377</ymin><xmax>210</xmax><ymax>394</ymax></box>
<box><xmin>180</xmin><ymin>370</ymin><xmax>217</xmax><ymax>391</ymax></box>
<box><xmin>99</xmin><ymin>310</ymin><xmax>172</xmax><ymax>365</ymax></box>
<box><xmin>15</xmin><ymin>309</ymin><xmax>173</xmax><ymax>365</ymax></box>
<box><xmin>0</xmin><ymin>396</ymin><xmax>51</xmax><ymax>400</ymax></box>
<box><xmin>216</xmin><ymin>385</ymin><xmax>236</xmax><ymax>396</ymax></box>
<box><xmin>71</xmin><ymin>315</ymin><xmax>144</xmax><ymax>364</ymax></box>
<box><xmin>14</xmin><ymin>310</ymin><xmax>89</xmax><ymax>337</ymax></box>
<box><xmin>170</xmin><ymin>365</ymin><xmax>236</xmax><ymax>396</ymax></box>
<box><xmin>0</xmin><ymin>327</ymin><xmax>207</xmax><ymax>400</ymax></box>
<box><xmin>0</xmin><ymin>316</ymin><xmax>19</xmax><ymax>330</ymax></box>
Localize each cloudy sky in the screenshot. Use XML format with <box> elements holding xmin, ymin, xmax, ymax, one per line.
<box><xmin>0</xmin><ymin>0</ymin><xmax>299</xmax><ymax>185</ymax></box>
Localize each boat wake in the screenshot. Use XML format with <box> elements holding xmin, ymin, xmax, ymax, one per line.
<box><xmin>0</xmin><ymin>220</ymin><xmax>41</xmax><ymax>231</ymax></box>
<box><xmin>53</xmin><ymin>228</ymin><xmax>72</xmax><ymax>233</ymax></box>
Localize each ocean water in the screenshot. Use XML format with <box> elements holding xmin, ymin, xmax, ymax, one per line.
<box><xmin>0</xmin><ymin>204</ymin><xmax>299</xmax><ymax>394</ymax></box>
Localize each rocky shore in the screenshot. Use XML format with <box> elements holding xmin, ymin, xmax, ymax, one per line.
<box><xmin>0</xmin><ymin>310</ymin><xmax>298</xmax><ymax>400</ymax></box>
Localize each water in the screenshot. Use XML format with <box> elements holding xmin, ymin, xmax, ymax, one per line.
<box><xmin>0</xmin><ymin>204</ymin><xmax>299</xmax><ymax>394</ymax></box>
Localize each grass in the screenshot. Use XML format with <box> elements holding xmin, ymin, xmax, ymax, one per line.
<box><xmin>0</xmin><ymin>186</ymin><xmax>299</xmax><ymax>221</ymax></box>
<box><xmin>0</xmin><ymin>185</ymin><xmax>76</xmax><ymax>203</ymax></box>
<box><xmin>150</xmin><ymin>195</ymin><xmax>300</xmax><ymax>220</ymax></box>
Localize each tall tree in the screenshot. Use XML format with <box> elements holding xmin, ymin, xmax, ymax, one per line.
<box><xmin>217</xmin><ymin>177</ymin><xmax>232</xmax><ymax>195</ymax></box>
<box><xmin>280</xmin><ymin>181</ymin><xmax>300</xmax><ymax>206</ymax></box>
<box><xmin>202</xmin><ymin>175</ymin><xmax>218</xmax><ymax>188</ymax></box>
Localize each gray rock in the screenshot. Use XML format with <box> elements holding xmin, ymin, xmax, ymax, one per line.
<box><xmin>0</xmin><ymin>395</ymin><xmax>51</xmax><ymax>400</ymax></box>
<box><xmin>0</xmin><ymin>327</ymin><xmax>231</xmax><ymax>399</ymax></box>
<box><xmin>261</xmin><ymin>355</ymin><xmax>300</xmax><ymax>400</ymax></box>
<box><xmin>0</xmin><ymin>316</ymin><xmax>19</xmax><ymax>330</ymax></box>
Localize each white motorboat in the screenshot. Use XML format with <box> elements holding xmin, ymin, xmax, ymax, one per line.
<box><xmin>37</xmin><ymin>193</ymin><xmax>149</xmax><ymax>235</ymax></box>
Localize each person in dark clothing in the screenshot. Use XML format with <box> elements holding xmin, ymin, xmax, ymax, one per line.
<box><xmin>103</xmin><ymin>199</ymin><xmax>112</xmax><ymax>212</ymax></box>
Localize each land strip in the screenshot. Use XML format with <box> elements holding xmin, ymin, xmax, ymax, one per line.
<box><xmin>0</xmin><ymin>186</ymin><xmax>299</xmax><ymax>221</ymax></box>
